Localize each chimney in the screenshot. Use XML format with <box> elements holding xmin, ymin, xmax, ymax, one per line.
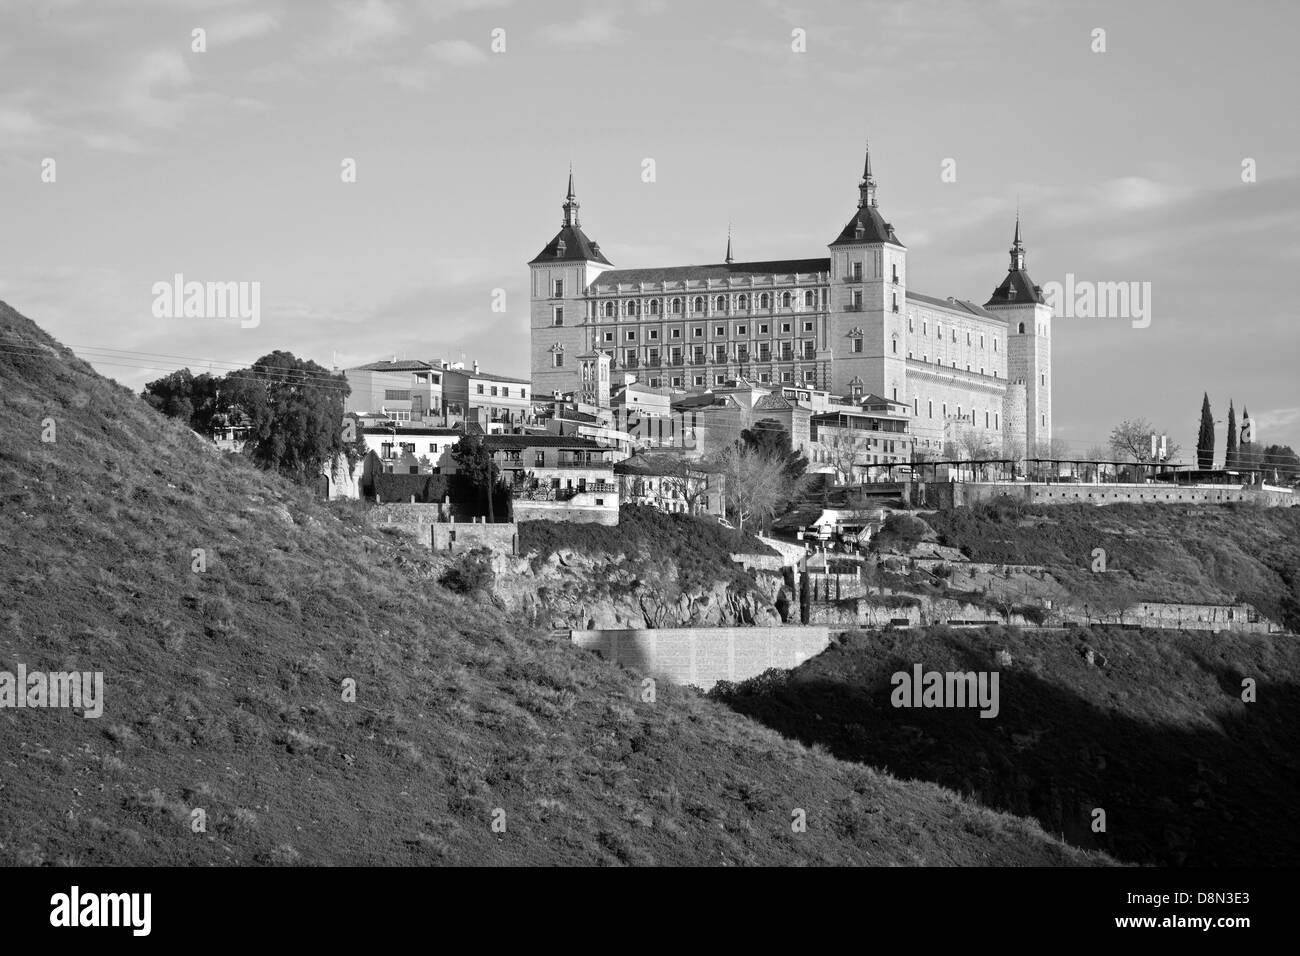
<box><xmin>473</xmin><ymin>361</ymin><xmax>480</xmax><ymax>374</ymax></box>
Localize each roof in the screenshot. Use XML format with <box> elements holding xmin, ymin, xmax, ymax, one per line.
<box><xmin>985</xmin><ymin>269</ymin><xmax>1046</xmax><ymax>307</ymax></box>
<box><xmin>481</xmin><ymin>434</ymin><xmax>604</xmax><ymax>450</ymax></box>
<box><xmin>589</xmin><ymin>258</ymin><xmax>830</xmax><ymax>289</ymax></box>
<box><xmin>754</xmin><ymin>394</ymin><xmax>795</xmax><ymax>411</ymax></box>
<box><xmin>440</xmin><ymin>367</ymin><xmax>532</xmax><ymax>385</ymax></box>
<box><xmin>529</xmin><ymin>224</ymin><xmax>613</xmax><ymax>266</ymax></box>
<box><xmin>351</xmin><ymin>359</ymin><xmax>438</xmax><ymax>372</ymax></box>
<box><xmin>614</xmin><ymin>453</ymin><xmax>723</xmax><ymax>476</ymax></box>
<box><xmin>908</xmin><ymin>290</ymin><xmax>1001</xmax><ymax>319</ymax></box>
<box><xmin>829</xmin><ymin>203</ymin><xmax>904</xmax><ymax>248</ymax></box>
<box><xmin>362</xmin><ymin>425</ymin><xmax>463</xmax><ymax>437</ymax></box>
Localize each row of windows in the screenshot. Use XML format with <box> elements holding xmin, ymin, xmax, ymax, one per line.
<box><xmin>474</xmin><ymin>383</ymin><xmax>528</xmax><ymax>399</ymax></box>
<box><xmin>586</xmin><ymin>290</ymin><xmax>823</xmax><ymax>318</ymax></box>
<box><xmin>909</xmin><ymin>316</ymin><xmax>999</xmax><ymax>352</ymax></box>
<box><xmin>585</xmin><ymin>320</ymin><xmax>820</xmax><ymax>339</ymax></box>
<box><xmin>912</xmin><ymin>397</ymin><xmax>1002</xmax><ymax>430</ymax></box>
<box><xmin>645</xmin><ymin>369</ymin><xmax>820</xmax><ymax>389</ymax></box>
<box><xmin>907</xmin><ymin>351</ymin><xmax>998</xmax><ymax>377</ymax></box>
<box><xmin>613</xmin><ymin>342</ymin><xmax>819</xmax><ymax>364</ymax></box>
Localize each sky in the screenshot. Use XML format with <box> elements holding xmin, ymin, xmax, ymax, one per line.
<box><xmin>1</xmin><ymin>0</ymin><xmax>1297</xmax><ymax>459</ymax></box>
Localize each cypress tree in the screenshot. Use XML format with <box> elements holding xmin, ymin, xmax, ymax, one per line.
<box><xmin>1196</xmin><ymin>392</ymin><xmax>1214</xmax><ymax>469</ymax></box>
<box><xmin>1225</xmin><ymin>401</ymin><xmax>1238</xmax><ymax>470</ymax></box>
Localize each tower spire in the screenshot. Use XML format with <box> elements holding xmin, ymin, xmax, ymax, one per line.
<box><xmin>1009</xmin><ymin>210</ymin><xmax>1025</xmax><ymax>271</ymax></box>
<box><xmin>562</xmin><ymin>166</ymin><xmax>580</xmax><ymax>227</ymax></box>
<box><xmin>725</xmin><ymin>223</ymin><xmax>734</xmax><ymax>264</ymax></box>
<box><xmin>858</xmin><ymin>138</ymin><xmax>877</xmax><ymax>208</ymax></box>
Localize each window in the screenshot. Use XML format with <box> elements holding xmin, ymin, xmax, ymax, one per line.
<box><xmin>476</xmin><ymin>384</ymin><xmax>484</xmax><ymax>394</ymax></box>
<box><xmin>714</xmin><ymin>345</ymin><xmax>726</xmax><ymax>361</ymax></box>
<box><xmin>715</xmin><ymin>325</ymin><xmax>725</xmax><ymax>336</ymax></box>
<box><xmin>803</xmin><ymin>321</ymin><xmax>813</xmax><ymax>332</ymax></box>
<box><xmin>851</xmin><ymin>384</ymin><xmax>863</xmax><ymax>397</ymax></box>
<box><xmin>603</xmin><ymin>331</ymin><xmax>614</xmax><ymax>342</ymax></box>
<box><xmin>671</xmin><ymin>298</ymin><xmax>682</xmax><ymax>314</ymax></box>
<box><xmin>805</xmin><ymin>290</ymin><xmax>815</xmax><ymax>307</ymax></box>
<box><xmin>994</xmin><ymin>337</ymin><xmax>998</xmax><ymax>352</ymax></box>
<box><xmin>694</xmin><ymin>375</ymin><xmax>705</xmax><ymax>386</ymax></box>
<box><xmin>552</xmin><ymin>352</ymin><xmax>564</xmax><ymax>367</ymax></box>
<box><xmin>671</xmin><ymin>376</ymin><xmax>682</xmax><ymax>387</ymax></box>
<box><xmin>937</xmin><ymin>323</ymin><xmax>942</xmax><ymax>338</ymax></box>
<box><xmin>913</xmin><ymin>398</ymin><xmax>918</xmax><ymax>415</ymax></box>
<box><xmin>627</xmin><ymin>300</ymin><xmax>640</xmax><ymax>317</ymax></box>
<box><xmin>892</xmin><ymin>387</ymin><xmax>898</xmax><ymax>401</ymax></box>
<box><xmin>781</xmin><ymin>292</ymin><xmax>792</xmax><ymax>308</ymax></box>
<box><xmin>759</xmin><ymin>372</ymin><xmax>771</xmax><ymax>383</ymax></box>
<box><xmin>781</xmin><ymin>322</ymin><xmax>791</xmax><ymax>333</ymax></box>
<box><xmin>966</xmin><ymin>331</ymin><xmax>971</xmax><ymax>345</ymax></box>
<box><xmin>759</xmin><ymin>323</ymin><xmax>768</xmax><ymax>334</ymax></box>
<box><xmin>782</xmin><ymin>371</ymin><xmax>793</xmax><ymax>382</ymax></box>
<box><xmin>603</xmin><ymin>301</ymin><xmax>615</xmax><ymax>318</ymax></box>
<box><xmin>693</xmin><ymin>296</ymin><xmax>704</xmax><ymax>313</ymax></box>
<box><xmin>1042</xmin><ymin>413</ymin><xmax>1046</xmax><ymax>426</ymax></box>
<box><xmin>650</xmin><ymin>299</ymin><xmax>660</xmax><ymax>316</ymax></box>
<box><xmin>928</xmin><ymin>400</ymin><xmax>933</xmax><ymax>419</ymax></box>
<box><xmin>1018</xmin><ymin>322</ymin><xmax>1025</xmax><ymax>334</ymax></box>
<box><xmin>942</xmin><ymin>402</ymin><xmax>948</xmax><ymax>417</ymax></box>
<box><xmin>1041</xmin><ymin>373</ymin><xmax>1046</xmax><ymax>385</ymax></box>
<box><xmin>649</xmin><ymin>329</ymin><xmax>659</xmax><ymax>340</ymax></box>
<box><xmin>760</xmin><ymin>293</ymin><xmax>770</xmax><ymax>309</ymax></box>
<box><xmin>923</xmin><ymin>321</ymin><xmax>928</xmax><ymax>335</ymax></box>
<box><xmin>995</xmin><ymin>413</ymin><xmax>999</xmax><ymax>429</ymax></box>
<box><xmin>737</xmin><ymin>325</ymin><xmax>747</xmax><ymax>335</ymax></box>
<box><xmin>490</xmin><ymin>386</ymin><xmax>499</xmax><ymax>397</ymax></box>
<box><xmin>535</xmin><ymin>451</ymin><xmax>545</xmax><ymax>467</ymax></box>
<box><xmin>626</xmin><ymin>330</ymin><xmax>636</xmax><ymax>341</ymax></box>
<box><xmin>693</xmin><ymin>326</ymin><xmax>703</xmax><ymax>337</ymax></box>
<box><xmin>650</xmin><ymin>377</ymin><xmax>661</xmax><ymax>388</ymax></box>
<box><xmin>979</xmin><ymin>334</ymin><xmax>985</xmax><ymax>348</ymax></box>
<box><xmin>671</xmin><ymin>328</ymin><xmax>681</xmax><ymax>339</ymax></box>
<box><xmin>922</xmin><ymin>354</ymin><xmax>927</xmax><ymax>363</ymax></box>
<box><xmin>853</xmin><ymin>338</ymin><xmax>863</xmax><ymax>353</ymax></box>
<box><xmin>851</xmin><ymin>261</ymin><xmax>863</xmax><ymax>280</ymax></box>
<box><xmin>804</xmin><ymin>370</ymin><xmax>816</xmax><ymax>382</ymax></box>
<box><xmin>737</xmin><ymin>294</ymin><xmax>748</xmax><ymax>310</ymax></box>
<box><xmin>908</xmin><ymin>351</ymin><xmax>913</xmax><ymax>359</ymax></box>
<box><xmin>908</xmin><ymin>316</ymin><xmax>914</xmax><ymax>332</ymax></box>
<box><xmin>552</xmin><ymin>278</ymin><xmax>564</xmax><ymax>297</ymax></box>
<box><xmin>891</xmin><ymin>264</ymin><xmax>899</xmax><ymax>283</ymax></box>
<box><xmin>891</xmin><ymin>337</ymin><xmax>898</xmax><ymax>354</ymax></box>
<box><xmin>552</xmin><ymin>307</ymin><xmax>563</xmax><ymax>326</ymax></box>
<box><xmin>985</xmin><ymin>411</ymin><xmax>990</xmax><ymax>427</ymax></box>
<box><xmin>384</xmin><ymin>389</ymin><xmax>410</xmax><ymax>401</ymax></box>
<box><xmin>714</xmin><ymin>375</ymin><xmax>726</xmax><ymax>385</ymax></box>
<box><xmin>715</xmin><ymin>296</ymin><xmax>727</xmax><ymax>312</ymax></box>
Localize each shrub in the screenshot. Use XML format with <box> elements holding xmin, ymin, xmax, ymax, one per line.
<box><xmin>439</xmin><ymin>549</ymin><xmax>495</xmax><ymax>594</ymax></box>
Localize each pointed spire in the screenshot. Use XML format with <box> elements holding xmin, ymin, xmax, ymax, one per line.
<box><xmin>562</xmin><ymin>166</ymin><xmax>580</xmax><ymax>228</ymax></box>
<box><xmin>725</xmin><ymin>223</ymin><xmax>734</xmax><ymax>264</ymax></box>
<box><xmin>1009</xmin><ymin>210</ymin><xmax>1026</xmax><ymax>272</ymax></box>
<box><xmin>858</xmin><ymin>138</ymin><xmax>877</xmax><ymax>209</ymax></box>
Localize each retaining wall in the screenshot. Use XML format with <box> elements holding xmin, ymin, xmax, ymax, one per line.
<box><xmin>571</xmin><ymin>626</ymin><xmax>832</xmax><ymax>692</ymax></box>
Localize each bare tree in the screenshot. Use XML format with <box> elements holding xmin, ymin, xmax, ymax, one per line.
<box><xmin>1084</xmin><ymin>444</ymin><xmax>1109</xmax><ymax>481</ymax></box>
<box><xmin>718</xmin><ymin>444</ymin><xmax>795</xmax><ymax>535</ymax></box>
<box><xmin>1109</xmin><ymin>417</ymin><xmax>1182</xmax><ymax>463</ymax></box>
<box><xmin>959</xmin><ymin>428</ymin><xmax>994</xmax><ymax>461</ymax></box>
<box><xmin>824</xmin><ymin>430</ymin><xmax>869</xmax><ymax>485</ymax></box>
<box><xmin>646</xmin><ymin>453</ymin><xmax>713</xmax><ymax>515</ymax></box>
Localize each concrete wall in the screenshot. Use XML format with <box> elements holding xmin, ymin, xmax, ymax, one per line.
<box><xmin>908</xmin><ymin>480</ymin><xmax>1296</xmax><ymax>510</ymax></box>
<box><xmin>513</xmin><ymin>493</ymin><xmax>619</xmax><ymax>525</ymax></box>
<box><xmin>369</xmin><ymin>503</ymin><xmax>519</xmax><ymax>551</ymax></box>
<box><xmin>571</xmin><ymin>626</ymin><xmax>833</xmax><ymax>692</ymax></box>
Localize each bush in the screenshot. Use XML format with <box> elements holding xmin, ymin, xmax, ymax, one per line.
<box><xmin>439</xmin><ymin>549</ymin><xmax>495</xmax><ymax>594</ymax></box>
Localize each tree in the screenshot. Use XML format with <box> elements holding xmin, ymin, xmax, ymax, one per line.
<box><xmin>824</xmin><ymin>430</ymin><xmax>869</xmax><ymax>485</ymax></box>
<box><xmin>640</xmin><ymin>452</ymin><xmax>713</xmax><ymax>514</ymax></box>
<box><xmin>1084</xmin><ymin>444</ymin><xmax>1110</xmax><ymax>482</ymax></box>
<box><xmin>1108</xmin><ymin>418</ymin><xmax>1181</xmax><ymax>463</ymax></box>
<box><xmin>740</xmin><ymin>418</ymin><xmax>808</xmax><ymax>483</ymax></box>
<box><xmin>219</xmin><ymin>351</ymin><xmax>360</xmax><ymax>484</ymax></box>
<box><xmin>142</xmin><ymin>368</ymin><xmax>226</xmax><ymax>435</ymax></box>
<box><xmin>451</xmin><ymin>433</ymin><xmax>499</xmax><ymax>522</ymax></box>
<box><xmin>1196</xmin><ymin>392</ymin><xmax>1215</xmax><ymax>470</ymax></box>
<box><xmin>1259</xmin><ymin>444</ymin><xmax>1300</xmax><ymax>483</ymax></box>
<box><xmin>718</xmin><ymin>443</ymin><xmax>789</xmax><ymax>536</ymax></box>
<box><xmin>1225</xmin><ymin>400</ymin><xmax>1238</xmax><ymax>470</ymax></box>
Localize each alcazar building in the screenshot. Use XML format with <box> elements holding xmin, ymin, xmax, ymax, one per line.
<box><xmin>529</xmin><ymin>144</ymin><xmax>1052</xmax><ymax>457</ymax></box>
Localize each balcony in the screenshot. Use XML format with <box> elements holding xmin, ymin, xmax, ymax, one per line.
<box><xmin>556</xmin><ymin>456</ymin><xmax>614</xmax><ymax>469</ymax></box>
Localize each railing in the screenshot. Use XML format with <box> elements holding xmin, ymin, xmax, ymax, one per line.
<box><xmin>555</xmin><ymin>459</ymin><xmax>613</xmax><ymax>469</ymax></box>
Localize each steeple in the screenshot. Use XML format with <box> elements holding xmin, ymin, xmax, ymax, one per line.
<box><xmin>562</xmin><ymin>166</ymin><xmax>580</xmax><ymax>227</ymax></box>
<box><xmin>858</xmin><ymin>139</ymin><xmax>877</xmax><ymax>209</ymax></box>
<box><xmin>1009</xmin><ymin>213</ymin><xmax>1025</xmax><ymax>271</ymax></box>
<box><xmin>725</xmin><ymin>224</ymin><xmax>734</xmax><ymax>264</ymax></box>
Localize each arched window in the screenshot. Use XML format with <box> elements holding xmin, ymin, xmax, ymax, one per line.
<box><xmin>760</xmin><ymin>293</ymin><xmax>770</xmax><ymax>309</ymax></box>
<box><xmin>628</xmin><ymin>300</ymin><xmax>640</xmax><ymax>317</ymax></box>
<box><xmin>671</xmin><ymin>297</ymin><xmax>683</xmax><ymax>314</ymax></box>
<box><xmin>604</xmin><ymin>301</ymin><xmax>615</xmax><ymax>318</ymax></box>
<box><xmin>649</xmin><ymin>299</ymin><xmax>660</xmax><ymax>316</ymax></box>
<box><xmin>737</xmin><ymin>294</ymin><xmax>748</xmax><ymax>310</ymax></box>
<box><xmin>891</xmin><ymin>336</ymin><xmax>898</xmax><ymax>354</ymax></box>
<box><xmin>781</xmin><ymin>291</ymin><xmax>792</xmax><ymax>308</ymax></box>
<box><xmin>1018</xmin><ymin>322</ymin><xmax>1025</xmax><ymax>334</ymax></box>
<box><xmin>804</xmin><ymin>290</ymin><xmax>815</xmax><ymax>307</ymax></box>
<box><xmin>715</xmin><ymin>295</ymin><xmax>727</xmax><ymax>312</ymax></box>
<box><xmin>693</xmin><ymin>296</ymin><xmax>705</xmax><ymax>313</ymax></box>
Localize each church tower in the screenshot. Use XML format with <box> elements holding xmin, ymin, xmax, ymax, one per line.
<box><xmin>985</xmin><ymin>216</ymin><xmax>1052</xmax><ymax>455</ymax></box>
<box><xmin>529</xmin><ymin>170</ymin><xmax>613</xmax><ymax>398</ymax></box>
<box><xmin>827</xmin><ymin>140</ymin><xmax>908</xmax><ymax>404</ymax></box>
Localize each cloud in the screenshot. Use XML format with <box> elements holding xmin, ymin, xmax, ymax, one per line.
<box><xmin>206</xmin><ymin>9</ymin><xmax>281</xmax><ymax>44</ymax></box>
<box><xmin>300</xmin><ymin>0</ymin><xmax>405</xmax><ymax>60</ymax></box>
<box><xmin>422</xmin><ymin>0</ymin><xmax>513</xmax><ymax>18</ymax></box>
<box><xmin>427</xmin><ymin>38</ymin><xmax>488</xmax><ymax>66</ymax></box>
<box><xmin>539</xmin><ymin>9</ymin><xmax>625</xmax><ymax>49</ymax></box>
<box><xmin>118</xmin><ymin>49</ymin><xmax>194</xmax><ymax>128</ymax></box>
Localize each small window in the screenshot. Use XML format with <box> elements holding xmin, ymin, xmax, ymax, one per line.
<box><xmin>694</xmin><ymin>375</ymin><xmax>705</xmax><ymax>386</ymax></box>
<box><xmin>737</xmin><ymin>325</ymin><xmax>747</xmax><ymax>335</ymax></box>
<box><xmin>552</xmin><ymin>352</ymin><xmax>564</xmax><ymax>367</ymax></box>
<box><xmin>476</xmin><ymin>384</ymin><xmax>484</xmax><ymax>394</ymax></box>
<box><xmin>803</xmin><ymin>321</ymin><xmax>813</xmax><ymax>332</ymax></box>
<box><xmin>626</xmin><ymin>330</ymin><xmax>636</xmax><ymax>341</ymax></box>
<box><xmin>891</xmin><ymin>338</ymin><xmax>898</xmax><ymax>354</ymax></box>
<box><xmin>671</xmin><ymin>328</ymin><xmax>681</xmax><ymax>339</ymax></box>
<box><xmin>759</xmin><ymin>323</ymin><xmax>768</xmax><ymax>334</ymax></box>
<box><xmin>781</xmin><ymin>322</ymin><xmax>791</xmax><ymax>333</ymax></box>
<box><xmin>694</xmin><ymin>327</ymin><xmax>703</xmax><ymax>337</ymax></box>
<box><xmin>552</xmin><ymin>278</ymin><xmax>564</xmax><ymax>297</ymax></box>
<box><xmin>714</xmin><ymin>375</ymin><xmax>726</xmax><ymax>385</ymax></box>
<box><xmin>1018</xmin><ymin>322</ymin><xmax>1025</xmax><ymax>334</ymax></box>
<box><xmin>716</xmin><ymin>325</ymin><xmax>725</xmax><ymax>336</ymax></box>
<box><xmin>851</xmin><ymin>261</ymin><xmax>863</xmax><ymax>280</ymax></box>
<box><xmin>649</xmin><ymin>329</ymin><xmax>659</xmax><ymax>340</ymax></box>
<box><xmin>553</xmin><ymin>307</ymin><xmax>564</xmax><ymax>326</ymax></box>
<box><xmin>853</xmin><ymin>338</ymin><xmax>863</xmax><ymax>354</ymax></box>
<box><xmin>491</xmin><ymin>386</ymin><xmax>499</xmax><ymax>397</ymax></box>
<box><xmin>603</xmin><ymin>331</ymin><xmax>614</xmax><ymax>342</ymax></box>
<box><xmin>671</xmin><ymin>376</ymin><xmax>682</xmax><ymax>387</ymax></box>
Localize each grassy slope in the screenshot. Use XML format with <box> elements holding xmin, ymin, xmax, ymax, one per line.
<box><xmin>923</xmin><ymin>499</ymin><xmax>1300</xmax><ymax>630</ymax></box>
<box><xmin>713</xmin><ymin>625</ymin><xmax>1300</xmax><ymax>866</ymax></box>
<box><xmin>0</xmin><ymin>302</ymin><xmax>1099</xmax><ymax>866</ymax></box>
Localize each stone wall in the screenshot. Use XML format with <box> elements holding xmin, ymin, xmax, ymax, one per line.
<box><xmin>570</xmin><ymin>626</ymin><xmax>833</xmax><ymax>692</ymax></box>
<box><xmin>908</xmin><ymin>480</ymin><xmax>1296</xmax><ymax>510</ymax></box>
<box><xmin>430</xmin><ymin>522</ymin><xmax>518</xmax><ymax>554</ymax></box>
<box><xmin>512</xmin><ymin>494</ymin><xmax>619</xmax><ymax>526</ymax></box>
<box><xmin>369</xmin><ymin>503</ymin><xmax>518</xmax><ymax>552</ymax></box>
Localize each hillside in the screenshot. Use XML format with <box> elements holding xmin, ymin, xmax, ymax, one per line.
<box><xmin>0</xmin><ymin>302</ymin><xmax>1100</xmax><ymax>866</ymax></box>
<box><xmin>922</xmin><ymin>497</ymin><xmax>1300</xmax><ymax>631</ymax></box>
<box><xmin>713</xmin><ymin>625</ymin><xmax>1300</xmax><ymax>866</ymax></box>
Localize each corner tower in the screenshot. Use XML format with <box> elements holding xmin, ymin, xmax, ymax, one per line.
<box><xmin>529</xmin><ymin>170</ymin><xmax>613</xmax><ymax>398</ymax></box>
<box><xmin>984</xmin><ymin>216</ymin><xmax>1052</xmax><ymax>454</ymax></box>
<box><xmin>828</xmin><ymin>140</ymin><xmax>908</xmax><ymax>403</ymax></box>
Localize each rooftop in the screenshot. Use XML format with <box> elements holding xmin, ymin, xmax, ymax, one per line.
<box><xmin>351</xmin><ymin>359</ymin><xmax>439</xmax><ymax>372</ymax></box>
<box><xmin>482</xmin><ymin>434</ymin><xmax>605</xmax><ymax>450</ymax></box>
<box><xmin>589</xmin><ymin>258</ymin><xmax>831</xmax><ymax>290</ymax></box>
<box><xmin>908</xmin><ymin>291</ymin><xmax>1001</xmax><ymax>319</ymax></box>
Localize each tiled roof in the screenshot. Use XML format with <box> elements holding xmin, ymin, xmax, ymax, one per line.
<box><xmin>614</xmin><ymin>453</ymin><xmax>723</xmax><ymax>476</ymax></box>
<box><xmin>589</xmin><ymin>258</ymin><xmax>830</xmax><ymax>289</ymax></box>
<box><xmin>351</xmin><ymin>359</ymin><xmax>438</xmax><ymax>372</ymax></box>
<box><xmin>529</xmin><ymin>224</ymin><xmax>613</xmax><ymax>266</ymax></box>
<box><xmin>441</xmin><ymin>368</ymin><xmax>532</xmax><ymax>385</ymax></box>
<box><xmin>754</xmin><ymin>394</ymin><xmax>794</xmax><ymax>410</ymax></box>
<box><xmin>362</xmin><ymin>425</ymin><xmax>463</xmax><ymax>437</ymax></box>
<box><xmin>829</xmin><ymin>204</ymin><xmax>904</xmax><ymax>247</ymax></box>
<box><xmin>908</xmin><ymin>291</ymin><xmax>1001</xmax><ymax>319</ymax></box>
<box><xmin>984</xmin><ymin>269</ymin><xmax>1045</xmax><ymax>307</ymax></box>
